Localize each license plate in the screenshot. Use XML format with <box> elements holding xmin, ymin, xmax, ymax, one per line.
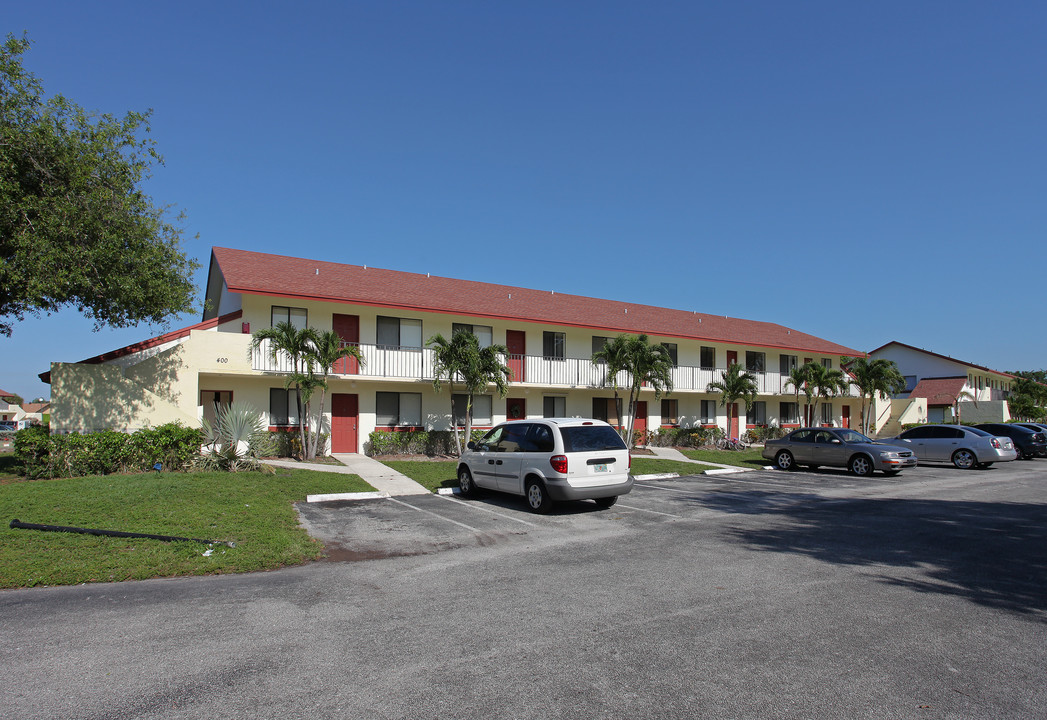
<box><xmin>593</xmin><ymin>464</ymin><xmax>608</xmax><ymax>473</ymax></box>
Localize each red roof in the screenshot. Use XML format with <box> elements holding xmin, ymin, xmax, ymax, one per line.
<box><xmin>209</xmin><ymin>247</ymin><xmax>862</xmax><ymax>357</ymax></box>
<box><xmin>909</xmin><ymin>377</ymin><xmax>969</xmax><ymax>405</ymax></box>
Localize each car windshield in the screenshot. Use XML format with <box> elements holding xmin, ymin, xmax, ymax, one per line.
<box><xmin>560</xmin><ymin>425</ymin><xmax>628</xmax><ymax>452</ymax></box>
<box><xmin>835</xmin><ymin>429</ymin><xmax>873</xmax><ymax>443</ymax></box>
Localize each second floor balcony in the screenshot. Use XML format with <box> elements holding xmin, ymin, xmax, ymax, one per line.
<box><xmin>250</xmin><ymin>339</ymin><xmax>861</xmax><ymax>397</ymax></box>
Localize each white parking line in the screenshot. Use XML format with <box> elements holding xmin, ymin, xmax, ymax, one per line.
<box><xmin>432</xmin><ymin>492</ymin><xmax>538</xmax><ymax>527</ymax></box>
<box><xmin>615</xmin><ymin>503</ymin><xmax>685</xmax><ymax>518</ymax></box>
<box><xmin>387</xmin><ymin>496</ymin><xmax>481</xmax><ymax>532</ymax></box>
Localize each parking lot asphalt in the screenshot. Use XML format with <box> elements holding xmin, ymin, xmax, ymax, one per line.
<box><xmin>3</xmin><ymin>461</ymin><xmax>1046</xmax><ymax>719</ymax></box>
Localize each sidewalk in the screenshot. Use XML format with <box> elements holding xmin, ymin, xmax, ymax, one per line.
<box><xmin>647</xmin><ymin>446</ymin><xmax>761</xmax><ymax>472</ymax></box>
<box><xmin>263</xmin><ymin>454</ymin><xmax>430</xmax><ymax>497</ymax></box>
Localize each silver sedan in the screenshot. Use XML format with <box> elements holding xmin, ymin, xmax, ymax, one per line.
<box><xmin>763</xmin><ymin>427</ymin><xmax>917</xmax><ymax>476</ymax></box>
<box><xmin>888</xmin><ymin>424</ymin><xmax>1017</xmax><ymax>468</ymax></box>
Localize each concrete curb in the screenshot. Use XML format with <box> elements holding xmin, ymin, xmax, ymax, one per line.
<box><xmin>306</xmin><ymin>491</ymin><xmax>391</xmax><ymax>503</ymax></box>
<box><xmin>437</xmin><ymin>487</ymin><xmax>460</xmax><ymax>495</ymax></box>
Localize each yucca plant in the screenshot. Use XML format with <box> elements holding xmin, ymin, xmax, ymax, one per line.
<box><xmin>199</xmin><ymin>402</ymin><xmax>274</xmax><ymax>472</ymax></box>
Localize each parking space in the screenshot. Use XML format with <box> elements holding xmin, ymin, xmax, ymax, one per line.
<box><xmin>298</xmin><ymin>458</ymin><xmax>1047</xmax><ymax>562</ymax></box>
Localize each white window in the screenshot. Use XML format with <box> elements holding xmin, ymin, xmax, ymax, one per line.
<box><xmin>544</xmin><ymin>332</ymin><xmax>566</xmax><ymax>359</ymax></box>
<box><xmin>701</xmin><ymin>400</ymin><xmax>718</xmax><ymax>424</ymax></box>
<box><xmin>271</xmin><ymin>306</ymin><xmax>307</xmax><ymax>329</ymax></box>
<box><xmin>269</xmin><ymin>388</ymin><xmax>300</xmax><ymax>426</ymax></box>
<box><xmin>376</xmin><ymin>392</ymin><xmax>422</xmax><ymax>426</ymax></box>
<box><xmin>780</xmin><ymin>402</ymin><xmax>799</xmax><ymax>424</ymax></box>
<box><xmin>749</xmin><ymin>401</ymin><xmax>767</xmax><ymax>425</ymax></box>
<box><xmin>453</xmin><ymin>323</ymin><xmax>493</xmax><ymax>348</ymax></box>
<box><xmin>453</xmin><ymin>394</ymin><xmax>493</xmax><ymax>426</ymax></box>
<box><xmin>543</xmin><ymin>396</ymin><xmax>566</xmax><ymax>417</ymax></box>
<box><xmin>821</xmin><ymin>403</ymin><xmax>833</xmax><ymax>425</ymax></box>
<box><xmin>377</xmin><ymin>316</ymin><xmax>422</xmax><ymax>349</ymax></box>
<box><xmin>821</xmin><ymin>358</ymin><xmax>832</xmax><ymax>369</ymax></box>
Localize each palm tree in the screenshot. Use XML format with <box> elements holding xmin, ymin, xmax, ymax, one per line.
<box><xmin>783</xmin><ymin>363</ymin><xmax>815</xmax><ymax>426</ymax></box>
<box><xmin>249</xmin><ymin>321</ymin><xmax>314</xmax><ymax>458</ymax></box>
<box><xmin>706</xmin><ymin>363</ymin><xmax>759</xmax><ymax>442</ymax></box>
<box><xmin>591</xmin><ymin>334</ymin><xmax>633</xmax><ymax>437</ymax></box>
<box><xmin>428</xmin><ymin>329</ymin><xmax>478</xmax><ymax>455</ymax></box>
<box><xmin>428</xmin><ymin>331</ymin><xmax>513</xmax><ymax>454</ymax></box>
<box><xmin>842</xmin><ymin>357</ymin><xmax>907</xmax><ymax>434</ymax></box>
<box><xmin>303</xmin><ymin>329</ymin><xmax>365</xmax><ymax>459</ymax></box>
<box><xmin>808</xmin><ymin>364</ymin><xmax>848</xmax><ymax>426</ymax></box>
<box><xmin>622</xmin><ymin>335</ymin><xmax>675</xmax><ymax>448</ymax></box>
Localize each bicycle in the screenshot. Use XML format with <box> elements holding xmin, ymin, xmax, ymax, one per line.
<box><xmin>716</xmin><ymin>436</ymin><xmax>747</xmax><ymax>451</ymax></box>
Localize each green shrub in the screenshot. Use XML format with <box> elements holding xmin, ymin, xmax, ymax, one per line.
<box><xmin>12</xmin><ymin>423</ymin><xmax>202</xmax><ymax>479</ymax></box>
<box><xmin>367</xmin><ymin>429</ymin><xmax>475</xmax><ymax>456</ymax></box>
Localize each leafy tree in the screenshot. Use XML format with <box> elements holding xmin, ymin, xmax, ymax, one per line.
<box><xmin>706</xmin><ymin>363</ymin><xmax>759</xmax><ymax>442</ymax></box>
<box><xmin>0</xmin><ymin>33</ymin><xmax>197</xmax><ymax>336</ymax></box>
<box><xmin>841</xmin><ymin>357</ymin><xmax>907</xmax><ymax>434</ymax></box>
<box><xmin>250</xmin><ymin>322</ymin><xmax>314</xmax><ymax>458</ymax></box>
<box><xmin>302</xmin><ymin>330</ymin><xmax>365</xmax><ymax>459</ymax></box>
<box><xmin>428</xmin><ymin>331</ymin><xmax>512</xmax><ymax>454</ymax></box>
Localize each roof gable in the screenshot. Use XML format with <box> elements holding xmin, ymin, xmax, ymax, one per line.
<box><xmin>870</xmin><ymin>341</ymin><xmax>1014</xmax><ymax>379</ymax></box>
<box><xmin>208</xmin><ymin>247</ymin><xmax>861</xmax><ymax>357</ymax></box>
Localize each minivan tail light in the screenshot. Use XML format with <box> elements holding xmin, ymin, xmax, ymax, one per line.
<box><xmin>550</xmin><ymin>455</ymin><xmax>568</xmax><ymax>474</ymax></box>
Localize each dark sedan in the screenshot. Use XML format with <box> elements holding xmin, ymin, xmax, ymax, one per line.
<box><xmin>975</xmin><ymin>423</ymin><xmax>1047</xmax><ymax>460</ymax></box>
<box><xmin>763</xmin><ymin>427</ymin><xmax>917</xmax><ymax>477</ymax></box>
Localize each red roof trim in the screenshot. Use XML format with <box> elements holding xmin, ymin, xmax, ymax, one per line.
<box><xmin>870</xmin><ymin>341</ymin><xmax>1014</xmax><ymax>379</ymax></box>
<box><xmin>79</xmin><ymin>310</ymin><xmax>244</xmax><ymax>365</ymax></box>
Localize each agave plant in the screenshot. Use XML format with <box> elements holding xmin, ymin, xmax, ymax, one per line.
<box><xmin>199</xmin><ymin>402</ymin><xmax>273</xmax><ymax>472</ymax></box>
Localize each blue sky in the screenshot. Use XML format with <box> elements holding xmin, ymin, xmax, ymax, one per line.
<box><xmin>4</xmin><ymin>1</ymin><xmax>1046</xmax><ymax>401</ymax></box>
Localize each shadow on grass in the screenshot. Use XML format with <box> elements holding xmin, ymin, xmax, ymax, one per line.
<box><xmin>687</xmin><ymin>490</ymin><xmax>1047</xmax><ymax>619</ymax></box>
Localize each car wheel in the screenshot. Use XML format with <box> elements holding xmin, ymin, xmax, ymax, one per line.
<box><xmin>849</xmin><ymin>455</ymin><xmax>873</xmax><ymax>477</ymax></box>
<box><xmin>952</xmin><ymin>449</ymin><xmax>977</xmax><ymax>470</ymax></box>
<box><xmin>458</xmin><ymin>466</ymin><xmax>477</xmax><ymax>496</ymax></box>
<box><xmin>525</xmin><ymin>478</ymin><xmax>552</xmax><ymax>514</ymax></box>
<box><xmin>775</xmin><ymin>450</ymin><xmax>795</xmax><ymax>471</ymax></box>
<box><xmin>594</xmin><ymin>496</ymin><xmax>618</xmax><ymax>509</ymax></box>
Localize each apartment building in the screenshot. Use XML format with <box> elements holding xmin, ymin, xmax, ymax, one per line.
<box><xmin>868</xmin><ymin>341</ymin><xmax>1014</xmax><ymax>425</ymax></box>
<box><xmin>46</xmin><ymin>247</ymin><xmax>864</xmax><ymax>451</ymax></box>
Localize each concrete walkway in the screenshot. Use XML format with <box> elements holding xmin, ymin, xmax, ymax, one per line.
<box><xmin>263</xmin><ymin>454</ymin><xmax>430</xmax><ymax>497</ymax></box>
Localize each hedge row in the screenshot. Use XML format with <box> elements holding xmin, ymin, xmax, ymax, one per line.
<box><xmin>14</xmin><ymin>424</ymin><xmax>203</xmax><ymax>480</ymax></box>
<box><xmin>367</xmin><ymin>429</ymin><xmax>486</xmax><ymax>456</ymax></box>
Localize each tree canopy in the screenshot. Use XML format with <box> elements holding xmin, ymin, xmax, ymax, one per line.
<box><xmin>0</xmin><ymin>33</ymin><xmax>197</xmax><ymax>336</ymax></box>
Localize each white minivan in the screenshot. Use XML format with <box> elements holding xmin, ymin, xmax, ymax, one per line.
<box><xmin>457</xmin><ymin>418</ymin><xmax>633</xmax><ymax>513</ymax></box>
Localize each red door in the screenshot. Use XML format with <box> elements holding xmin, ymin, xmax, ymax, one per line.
<box><xmin>331</xmin><ymin>393</ymin><xmax>358</xmax><ymax>453</ymax></box>
<box><xmin>506</xmin><ymin>330</ymin><xmax>525</xmax><ymax>382</ymax></box>
<box><xmin>507</xmin><ymin>398</ymin><xmax>526</xmax><ymax>421</ymax></box>
<box><xmin>332</xmin><ymin>314</ymin><xmax>360</xmax><ymax>374</ymax></box>
<box><xmin>634</xmin><ymin>401</ymin><xmax>648</xmax><ymax>442</ymax></box>
<box><xmin>842</xmin><ymin>405</ymin><xmax>850</xmax><ymax>429</ymax></box>
<box><xmin>726</xmin><ymin>350</ymin><xmax>738</xmax><ymax>368</ymax></box>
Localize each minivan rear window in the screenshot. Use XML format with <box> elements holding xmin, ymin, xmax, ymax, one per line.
<box><xmin>560</xmin><ymin>425</ymin><xmax>628</xmax><ymax>452</ymax></box>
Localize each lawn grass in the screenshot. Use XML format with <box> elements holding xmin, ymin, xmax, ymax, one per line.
<box><xmin>678</xmin><ymin>448</ymin><xmax>767</xmax><ymax>468</ymax></box>
<box><xmin>630</xmin><ymin>457</ymin><xmax>716</xmax><ymax>476</ymax></box>
<box><xmin>0</xmin><ymin>466</ymin><xmax>374</xmax><ymax>589</ymax></box>
<box><xmin>380</xmin><ymin>459</ymin><xmax>457</xmax><ymax>492</ymax></box>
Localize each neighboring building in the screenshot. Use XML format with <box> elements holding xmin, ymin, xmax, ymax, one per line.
<box><xmin>0</xmin><ymin>389</ymin><xmax>26</xmax><ymax>423</ymax></box>
<box><xmin>45</xmin><ymin>247</ymin><xmax>865</xmax><ymax>451</ymax></box>
<box><xmin>20</xmin><ymin>402</ymin><xmax>51</xmax><ymax>425</ymax></box>
<box><xmin>868</xmin><ymin>341</ymin><xmax>1013</xmax><ymax>426</ymax></box>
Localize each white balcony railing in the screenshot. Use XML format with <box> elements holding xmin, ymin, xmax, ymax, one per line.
<box><xmin>250</xmin><ymin>339</ymin><xmax>860</xmax><ymax>396</ymax></box>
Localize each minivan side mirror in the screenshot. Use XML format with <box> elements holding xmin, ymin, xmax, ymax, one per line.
<box><xmin>466</xmin><ymin>441</ymin><xmax>476</xmax><ymax>450</ymax></box>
